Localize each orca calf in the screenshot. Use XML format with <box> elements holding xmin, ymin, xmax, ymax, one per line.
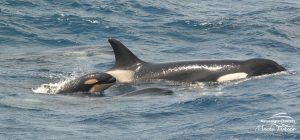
<box><xmin>57</xmin><ymin>73</ymin><xmax>116</xmax><ymax>94</ymax></box>
<box><xmin>106</xmin><ymin>39</ymin><xmax>286</xmax><ymax>83</ymax></box>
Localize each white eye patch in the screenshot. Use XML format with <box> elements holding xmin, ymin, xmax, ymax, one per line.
<box><xmin>84</xmin><ymin>79</ymin><xmax>98</xmax><ymax>85</ymax></box>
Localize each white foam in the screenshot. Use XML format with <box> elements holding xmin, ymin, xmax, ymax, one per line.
<box><xmin>32</xmin><ymin>82</ymin><xmax>64</xmax><ymax>94</ymax></box>
<box><xmin>32</xmin><ymin>73</ymin><xmax>78</xmax><ymax>94</ymax></box>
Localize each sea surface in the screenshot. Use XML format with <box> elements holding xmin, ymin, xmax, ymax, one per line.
<box><xmin>1</xmin><ymin>0</ymin><xmax>300</xmax><ymax>139</ymax></box>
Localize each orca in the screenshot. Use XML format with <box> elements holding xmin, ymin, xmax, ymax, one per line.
<box><xmin>105</xmin><ymin>39</ymin><xmax>286</xmax><ymax>83</ymax></box>
<box><xmin>56</xmin><ymin>73</ymin><xmax>116</xmax><ymax>94</ymax></box>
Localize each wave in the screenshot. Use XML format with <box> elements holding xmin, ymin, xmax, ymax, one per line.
<box><xmin>0</xmin><ymin>103</ymin><xmax>44</xmax><ymax>112</ymax></box>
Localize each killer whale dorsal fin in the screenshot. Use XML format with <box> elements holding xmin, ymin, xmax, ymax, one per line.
<box><xmin>108</xmin><ymin>39</ymin><xmax>143</xmax><ymax>68</ymax></box>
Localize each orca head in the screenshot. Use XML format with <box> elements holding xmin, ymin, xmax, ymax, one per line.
<box><xmin>245</xmin><ymin>59</ymin><xmax>286</xmax><ymax>76</ymax></box>
<box><xmin>79</xmin><ymin>73</ymin><xmax>116</xmax><ymax>93</ymax></box>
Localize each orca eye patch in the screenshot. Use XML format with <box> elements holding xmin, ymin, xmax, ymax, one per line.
<box><xmin>84</xmin><ymin>79</ymin><xmax>98</xmax><ymax>85</ymax></box>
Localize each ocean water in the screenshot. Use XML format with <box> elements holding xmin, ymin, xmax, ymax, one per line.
<box><xmin>1</xmin><ymin>0</ymin><xmax>300</xmax><ymax>139</ymax></box>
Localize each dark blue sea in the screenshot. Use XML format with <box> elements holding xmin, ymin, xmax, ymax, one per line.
<box><xmin>1</xmin><ymin>0</ymin><xmax>300</xmax><ymax>139</ymax></box>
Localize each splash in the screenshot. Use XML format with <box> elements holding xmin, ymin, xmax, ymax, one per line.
<box><xmin>32</xmin><ymin>73</ymin><xmax>79</xmax><ymax>94</ymax></box>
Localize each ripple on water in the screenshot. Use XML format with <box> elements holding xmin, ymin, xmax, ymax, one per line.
<box><xmin>0</xmin><ymin>103</ymin><xmax>43</xmax><ymax>112</ymax></box>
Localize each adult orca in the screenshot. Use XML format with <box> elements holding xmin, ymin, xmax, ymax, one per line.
<box><xmin>105</xmin><ymin>39</ymin><xmax>286</xmax><ymax>83</ymax></box>
<box><xmin>56</xmin><ymin>73</ymin><xmax>116</xmax><ymax>94</ymax></box>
